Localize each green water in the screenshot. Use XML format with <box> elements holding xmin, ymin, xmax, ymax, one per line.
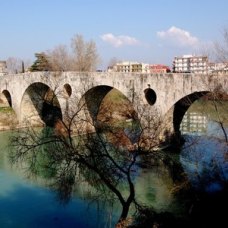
<box><xmin>0</xmin><ymin>131</ymin><xmax>180</xmax><ymax>227</ymax></box>
<box><xmin>0</xmin><ymin>99</ymin><xmax>227</xmax><ymax>227</ymax></box>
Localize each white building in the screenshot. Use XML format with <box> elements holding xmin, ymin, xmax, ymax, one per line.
<box><xmin>208</xmin><ymin>62</ymin><xmax>228</xmax><ymax>73</ymax></box>
<box><xmin>108</xmin><ymin>61</ymin><xmax>149</xmax><ymax>73</ymax></box>
<box><xmin>173</xmin><ymin>55</ymin><xmax>208</xmax><ymax>74</ymax></box>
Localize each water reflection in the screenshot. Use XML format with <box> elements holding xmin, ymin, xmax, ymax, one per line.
<box><xmin>0</xmin><ymin>131</ymin><xmax>119</xmax><ymax>227</ymax></box>
<box><xmin>0</xmin><ymin>180</ymin><xmax>114</xmax><ymax>227</ymax></box>
<box><xmin>0</xmin><ymin>99</ymin><xmax>227</xmax><ymax>227</ymax></box>
<box><xmin>135</xmin><ymin>166</ymin><xmax>175</xmax><ymax>211</ymax></box>
<box><xmin>0</xmin><ymin>129</ymin><xmax>183</xmax><ymax>227</ymax></box>
<box><xmin>181</xmin><ymin>136</ymin><xmax>228</xmax><ymax>192</ymax></box>
<box><xmin>180</xmin><ymin>99</ymin><xmax>228</xmax><ymax>193</ymax></box>
<box><xmin>180</xmin><ymin>111</ymin><xmax>208</xmax><ymax>135</ymax></box>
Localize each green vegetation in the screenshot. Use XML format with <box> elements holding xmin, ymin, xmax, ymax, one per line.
<box><xmin>0</xmin><ymin>107</ymin><xmax>14</xmax><ymax>113</ymax></box>
<box><xmin>106</xmin><ymin>89</ymin><xmax>127</xmax><ymax>103</ymax></box>
<box><xmin>29</xmin><ymin>53</ymin><xmax>51</xmax><ymax>72</ymax></box>
<box><xmin>190</xmin><ymin>99</ymin><xmax>228</xmax><ymax>125</ymax></box>
<box><xmin>97</xmin><ymin>88</ymin><xmax>139</xmax><ymax>132</ymax></box>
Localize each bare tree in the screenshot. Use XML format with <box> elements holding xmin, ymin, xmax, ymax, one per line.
<box><xmin>107</xmin><ymin>57</ymin><xmax>119</xmax><ymax>68</ymax></box>
<box><xmin>9</xmin><ymin>83</ymin><xmax>141</xmax><ymax>225</ymax></box>
<box><xmin>108</xmin><ymin>57</ymin><xmax>119</xmax><ymax>66</ymax></box>
<box><xmin>9</xmin><ymin>78</ymin><xmax>179</xmax><ymax>227</ymax></box>
<box><xmin>40</xmin><ymin>34</ymin><xmax>100</xmax><ymax>72</ymax></box>
<box><xmin>6</xmin><ymin>57</ymin><xmax>28</xmax><ymax>74</ymax></box>
<box><xmin>214</xmin><ymin>27</ymin><xmax>228</xmax><ymax>64</ymax></box>
<box><xmin>46</xmin><ymin>45</ymin><xmax>73</xmax><ymax>71</ymax></box>
<box><xmin>10</xmin><ymin>118</ymin><xmax>139</xmax><ymax>225</ymax></box>
<box><xmin>8</xmin><ymin>77</ymin><xmax>194</xmax><ymax>226</ymax></box>
<box><xmin>71</xmin><ymin>34</ymin><xmax>100</xmax><ymax>72</ymax></box>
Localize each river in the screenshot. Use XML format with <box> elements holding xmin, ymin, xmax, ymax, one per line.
<box><xmin>0</xmin><ymin>130</ymin><xmax>180</xmax><ymax>227</ymax></box>
<box><xmin>0</xmin><ymin>99</ymin><xmax>227</xmax><ymax>227</ymax></box>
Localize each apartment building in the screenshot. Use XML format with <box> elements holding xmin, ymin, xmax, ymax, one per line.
<box><xmin>173</xmin><ymin>55</ymin><xmax>208</xmax><ymax>74</ymax></box>
<box><xmin>208</xmin><ymin>62</ymin><xmax>228</xmax><ymax>73</ymax></box>
<box><xmin>109</xmin><ymin>61</ymin><xmax>149</xmax><ymax>73</ymax></box>
<box><xmin>108</xmin><ymin>61</ymin><xmax>170</xmax><ymax>73</ymax></box>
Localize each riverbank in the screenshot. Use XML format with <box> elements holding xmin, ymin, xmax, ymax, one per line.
<box><xmin>0</xmin><ymin>107</ymin><xmax>18</xmax><ymax>131</ymax></box>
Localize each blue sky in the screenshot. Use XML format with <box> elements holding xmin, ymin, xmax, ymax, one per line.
<box><xmin>1</xmin><ymin>0</ymin><xmax>228</xmax><ymax>69</ymax></box>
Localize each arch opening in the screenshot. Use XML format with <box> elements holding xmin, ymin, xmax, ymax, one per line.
<box><xmin>176</xmin><ymin>92</ymin><xmax>228</xmax><ymax>196</ymax></box>
<box><xmin>178</xmin><ymin>91</ymin><xmax>228</xmax><ymax>137</ymax></box>
<box><xmin>84</xmin><ymin>85</ymin><xmax>113</xmax><ymax>121</ymax></box>
<box><xmin>21</xmin><ymin>82</ymin><xmax>62</xmax><ymax>127</ymax></box>
<box><xmin>78</xmin><ymin>85</ymin><xmax>141</xmax><ymax>147</ymax></box>
<box><xmin>0</xmin><ymin>90</ymin><xmax>12</xmax><ymax>107</ymax></box>
<box><xmin>144</xmin><ymin>88</ymin><xmax>157</xmax><ymax>105</ymax></box>
<box><xmin>0</xmin><ymin>90</ymin><xmax>18</xmax><ymax>127</ymax></box>
<box><xmin>173</xmin><ymin>91</ymin><xmax>210</xmax><ymax>135</ymax></box>
<box><xmin>63</xmin><ymin>84</ymin><xmax>72</xmax><ymax>98</ymax></box>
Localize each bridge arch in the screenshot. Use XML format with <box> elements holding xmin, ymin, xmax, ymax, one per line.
<box><xmin>79</xmin><ymin>85</ymin><xmax>139</xmax><ymax>135</ymax></box>
<box><xmin>0</xmin><ymin>89</ymin><xmax>12</xmax><ymax>107</ymax></box>
<box><xmin>20</xmin><ymin>82</ymin><xmax>62</xmax><ymax>127</ymax></box>
<box><xmin>0</xmin><ymin>89</ymin><xmax>18</xmax><ymax>127</ymax></box>
<box><xmin>173</xmin><ymin>91</ymin><xmax>210</xmax><ymax>135</ymax></box>
<box><xmin>63</xmin><ymin>83</ymin><xmax>72</xmax><ymax>98</ymax></box>
<box><xmin>82</xmin><ymin>85</ymin><xmax>113</xmax><ymax>122</ymax></box>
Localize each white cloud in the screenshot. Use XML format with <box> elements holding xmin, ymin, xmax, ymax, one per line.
<box><xmin>100</xmin><ymin>33</ymin><xmax>140</xmax><ymax>47</ymax></box>
<box><xmin>157</xmin><ymin>26</ymin><xmax>199</xmax><ymax>47</ymax></box>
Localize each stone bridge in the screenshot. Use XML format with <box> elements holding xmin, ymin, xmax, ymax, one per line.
<box><xmin>0</xmin><ymin>71</ymin><xmax>227</xmax><ymax>140</ymax></box>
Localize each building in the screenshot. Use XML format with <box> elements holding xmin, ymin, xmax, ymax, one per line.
<box><xmin>117</xmin><ymin>61</ymin><xmax>150</xmax><ymax>73</ymax></box>
<box><xmin>208</xmin><ymin>62</ymin><xmax>228</xmax><ymax>73</ymax></box>
<box><xmin>0</xmin><ymin>61</ymin><xmax>7</xmax><ymax>76</ymax></box>
<box><xmin>148</xmin><ymin>64</ymin><xmax>171</xmax><ymax>74</ymax></box>
<box><xmin>173</xmin><ymin>55</ymin><xmax>208</xmax><ymax>74</ymax></box>
<box><xmin>108</xmin><ymin>61</ymin><xmax>149</xmax><ymax>73</ymax></box>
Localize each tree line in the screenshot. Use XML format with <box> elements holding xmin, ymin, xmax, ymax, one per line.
<box><xmin>6</xmin><ymin>34</ymin><xmax>100</xmax><ymax>73</ymax></box>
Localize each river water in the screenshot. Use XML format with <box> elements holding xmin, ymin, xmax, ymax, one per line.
<box><xmin>180</xmin><ymin>100</ymin><xmax>228</xmax><ymax>193</ymax></box>
<box><xmin>0</xmin><ymin>100</ymin><xmax>227</xmax><ymax>227</ymax></box>
<box><xmin>0</xmin><ymin>131</ymin><xmax>179</xmax><ymax>227</ymax></box>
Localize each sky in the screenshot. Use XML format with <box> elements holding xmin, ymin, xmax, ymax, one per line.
<box><xmin>0</xmin><ymin>0</ymin><xmax>228</xmax><ymax>69</ymax></box>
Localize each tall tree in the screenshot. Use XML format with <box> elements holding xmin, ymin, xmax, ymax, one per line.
<box><xmin>30</xmin><ymin>53</ymin><xmax>52</xmax><ymax>72</ymax></box>
<box><xmin>8</xmin><ymin>83</ymin><xmax>164</xmax><ymax>225</ymax></box>
<box><xmin>10</xmin><ymin>96</ymin><xmax>140</xmax><ymax>224</ymax></box>
<box><xmin>214</xmin><ymin>27</ymin><xmax>228</xmax><ymax>64</ymax></box>
<box><xmin>42</xmin><ymin>34</ymin><xmax>100</xmax><ymax>72</ymax></box>
<box><xmin>71</xmin><ymin>34</ymin><xmax>100</xmax><ymax>72</ymax></box>
<box><xmin>107</xmin><ymin>57</ymin><xmax>120</xmax><ymax>71</ymax></box>
<box><xmin>6</xmin><ymin>57</ymin><xmax>24</xmax><ymax>74</ymax></box>
<box><xmin>46</xmin><ymin>45</ymin><xmax>73</xmax><ymax>71</ymax></box>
